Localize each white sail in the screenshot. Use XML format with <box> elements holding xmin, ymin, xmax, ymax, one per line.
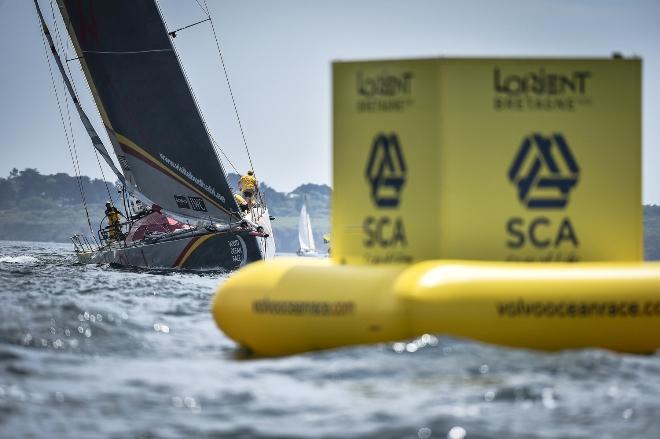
<box><xmin>298</xmin><ymin>203</ymin><xmax>316</xmax><ymax>252</ymax></box>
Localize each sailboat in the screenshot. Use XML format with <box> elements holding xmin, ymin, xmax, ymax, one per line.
<box><xmin>35</xmin><ymin>0</ymin><xmax>275</xmax><ymax>270</ymax></box>
<box><xmin>296</xmin><ymin>203</ymin><xmax>319</xmax><ymax>257</ymax></box>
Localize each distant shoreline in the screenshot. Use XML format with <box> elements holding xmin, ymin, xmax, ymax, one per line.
<box><xmin>0</xmin><ymin>168</ymin><xmax>331</xmax><ymax>253</ymax></box>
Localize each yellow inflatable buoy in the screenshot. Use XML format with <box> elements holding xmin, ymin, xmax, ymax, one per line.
<box><xmin>211</xmin><ymin>258</ymin><xmax>660</xmax><ymax>356</ymax></box>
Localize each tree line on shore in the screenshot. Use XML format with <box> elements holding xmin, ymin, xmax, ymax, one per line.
<box><xmin>2</xmin><ymin>168</ymin><xmax>660</xmax><ymax>259</ymax></box>
<box><xmin>0</xmin><ymin>168</ymin><xmax>330</xmax><ymax>252</ymax></box>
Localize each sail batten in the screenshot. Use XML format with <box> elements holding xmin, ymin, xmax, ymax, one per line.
<box><xmin>56</xmin><ymin>0</ymin><xmax>240</xmax><ymax>221</ymax></box>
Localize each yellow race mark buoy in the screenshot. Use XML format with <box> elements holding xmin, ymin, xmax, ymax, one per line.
<box><xmin>212</xmin><ymin>258</ymin><xmax>660</xmax><ymax>356</ymax></box>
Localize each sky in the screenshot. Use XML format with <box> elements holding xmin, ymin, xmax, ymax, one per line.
<box><xmin>0</xmin><ymin>0</ymin><xmax>659</xmax><ymax>201</ymax></box>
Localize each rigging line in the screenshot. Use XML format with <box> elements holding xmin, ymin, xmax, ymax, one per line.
<box><xmin>50</xmin><ymin>1</ymin><xmax>87</xmax><ymax>200</ymax></box>
<box><xmin>202</xmin><ymin>0</ymin><xmax>255</xmax><ymax>173</ymax></box>
<box><xmin>62</xmin><ymin>78</ymin><xmax>87</xmax><ymax>205</ymax></box>
<box><xmin>49</xmin><ymin>1</ymin><xmax>87</xmax><ymax>192</ymax></box>
<box><xmin>154</xmin><ymin>0</ymin><xmax>238</xmax><ymax>198</ymax></box>
<box><xmin>39</xmin><ymin>18</ymin><xmax>78</xmax><ymax>184</ymax></box>
<box><xmin>40</xmin><ymin>3</ymin><xmax>98</xmax><ymax>247</ymax></box>
<box><xmin>72</xmin><ymin>58</ymin><xmax>128</xmax><ymax>197</ymax></box>
<box><xmin>201</xmin><ymin>0</ymin><xmax>268</xmax><ymax>212</ymax></box>
<box><xmin>57</xmin><ymin>0</ymin><xmax>129</xmax><ymax>206</ymax></box>
<box><xmin>50</xmin><ymin>0</ymin><xmax>77</xmax><ymax>96</ymax></box>
<box><xmin>193</xmin><ymin>0</ymin><xmax>209</xmax><ymax>16</ymax></box>
<box><xmin>211</xmin><ymin>139</ymin><xmax>239</xmax><ymax>175</ymax></box>
<box><xmin>49</xmin><ymin>0</ymin><xmax>110</xmax><ymax>216</ymax></box>
<box><xmin>35</xmin><ymin>6</ymin><xmax>95</xmax><ymax>238</ymax></box>
<box><xmin>50</xmin><ymin>0</ymin><xmax>114</xmax><ymax>204</ymax></box>
<box><xmin>56</xmin><ymin>72</ymin><xmax>94</xmax><ymax>233</ymax></box>
<box><xmin>206</xmin><ymin>129</ymin><xmax>238</xmax><ymax>175</ymax></box>
<box><xmin>168</xmin><ymin>17</ymin><xmax>210</xmax><ymax>38</ymax></box>
<box><xmin>93</xmin><ymin>148</ymin><xmax>114</xmax><ymax>202</ymax></box>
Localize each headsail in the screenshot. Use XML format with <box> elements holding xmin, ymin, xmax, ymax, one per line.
<box><xmin>298</xmin><ymin>203</ymin><xmax>316</xmax><ymax>252</ymax></box>
<box><xmin>56</xmin><ymin>0</ymin><xmax>240</xmax><ymax>221</ymax></box>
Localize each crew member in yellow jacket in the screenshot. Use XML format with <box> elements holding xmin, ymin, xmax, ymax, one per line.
<box><xmin>233</xmin><ymin>193</ymin><xmax>249</xmax><ymax>213</ymax></box>
<box><xmin>239</xmin><ymin>170</ymin><xmax>257</xmax><ymax>206</ymax></box>
<box><xmin>104</xmin><ymin>202</ymin><xmax>123</xmax><ymax>241</ymax></box>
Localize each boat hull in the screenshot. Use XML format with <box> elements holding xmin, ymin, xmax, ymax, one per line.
<box><xmin>77</xmin><ymin>229</ymin><xmax>265</xmax><ymax>271</ymax></box>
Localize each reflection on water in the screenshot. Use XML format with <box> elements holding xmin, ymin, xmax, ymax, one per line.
<box><xmin>0</xmin><ymin>240</ymin><xmax>658</xmax><ymax>438</ymax></box>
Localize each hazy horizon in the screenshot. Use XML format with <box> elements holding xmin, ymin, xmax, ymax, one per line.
<box><xmin>1</xmin><ymin>0</ymin><xmax>659</xmax><ymax>199</ymax></box>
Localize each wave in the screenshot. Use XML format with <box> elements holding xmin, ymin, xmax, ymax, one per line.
<box><xmin>0</xmin><ymin>255</ymin><xmax>41</xmax><ymax>264</ymax></box>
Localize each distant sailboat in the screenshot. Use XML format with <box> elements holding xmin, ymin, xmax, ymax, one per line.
<box><xmin>35</xmin><ymin>0</ymin><xmax>275</xmax><ymax>270</ymax></box>
<box><xmin>297</xmin><ymin>203</ymin><xmax>318</xmax><ymax>257</ymax></box>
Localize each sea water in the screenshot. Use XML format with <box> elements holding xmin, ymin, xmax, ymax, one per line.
<box><xmin>0</xmin><ymin>240</ymin><xmax>658</xmax><ymax>439</ymax></box>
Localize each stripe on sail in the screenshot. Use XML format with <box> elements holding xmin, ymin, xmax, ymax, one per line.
<box><xmin>115</xmin><ymin>132</ymin><xmax>230</xmax><ymax>214</ymax></box>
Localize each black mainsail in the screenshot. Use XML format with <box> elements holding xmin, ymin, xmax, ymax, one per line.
<box><xmin>56</xmin><ymin>0</ymin><xmax>240</xmax><ymax>221</ymax></box>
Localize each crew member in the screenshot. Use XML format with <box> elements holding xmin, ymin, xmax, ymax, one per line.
<box><xmin>238</xmin><ymin>170</ymin><xmax>257</xmax><ymax>207</ymax></box>
<box><xmin>104</xmin><ymin>202</ymin><xmax>123</xmax><ymax>241</ymax></box>
<box><xmin>323</xmin><ymin>234</ymin><xmax>331</xmax><ymax>256</ymax></box>
<box><xmin>233</xmin><ymin>193</ymin><xmax>249</xmax><ymax>213</ymax></box>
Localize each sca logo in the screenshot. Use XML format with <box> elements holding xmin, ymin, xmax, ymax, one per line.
<box><xmin>506</xmin><ymin>133</ymin><xmax>580</xmax><ymax>256</ymax></box>
<box><xmin>363</xmin><ymin>133</ymin><xmax>407</xmax><ymax>249</ymax></box>
<box><xmin>365</xmin><ymin>133</ymin><xmax>407</xmax><ymax>208</ymax></box>
<box><xmin>508</xmin><ymin>133</ymin><xmax>579</xmax><ymax>209</ymax></box>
